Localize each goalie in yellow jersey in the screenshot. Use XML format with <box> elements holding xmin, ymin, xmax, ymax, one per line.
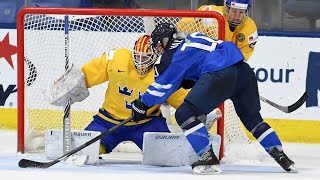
<box><xmin>83</xmin><ymin>35</ymin><xmax>190</xmax><ymax>154</ymax></box>
<box><xmin>176</xmin><ymin>0</ymin><xmax>258</xmax><ymax>61</ymax></box>
<box><xmin>47</xmin><ymin>35</ymin><xmax>189</xmax><ymax>154</ymax></box>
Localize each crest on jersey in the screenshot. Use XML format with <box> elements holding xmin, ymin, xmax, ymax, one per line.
<box><xmin>118</xmin><ymin>86</ymin><xmax>133</xmax><ymax>96</ymax></box>
<box><xmin>236</xmin><ymin>33</ymin><xmax>245</xmax><ymax>42</ymax></box>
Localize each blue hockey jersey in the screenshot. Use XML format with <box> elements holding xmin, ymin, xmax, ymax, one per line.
<box><xmin>142</xmin><ymin>32</ymin><xmax>245</xmax><ymax>107</ymax></box>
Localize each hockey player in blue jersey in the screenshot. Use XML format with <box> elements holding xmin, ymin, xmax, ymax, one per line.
<box><xmin>131</xmin><ymin>23</ymin><xmax>296</xmax><ymax>174</ymax></box>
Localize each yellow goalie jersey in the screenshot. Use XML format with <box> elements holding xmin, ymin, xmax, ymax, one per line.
<box><xmin>176</xmin><ymin>5</ymin><xmax>258</xmax><ymax>61</ymax></box>
<box><xmin>81</xmin><ymin>48</ymin><xmax>188</xmax><ymax>125</ymax></box>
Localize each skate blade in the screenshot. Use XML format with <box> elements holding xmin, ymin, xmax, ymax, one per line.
<box><xmin>193</xmin><ymin>165</ymin><xmax>222</xmax><ymax>175</ymax></box>
<box><xmin>287</xmin><ymin>165</ymin><xmax>298</xmax><ymax>173</ymax></box>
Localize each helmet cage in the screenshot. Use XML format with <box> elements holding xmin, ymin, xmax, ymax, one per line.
<box><xmin>133</xmin><ymin>35</ymin><xmax>157</xmax><ymax>76</ymax></box>
<box><xmin>133</xmin><ymin>49</ymin><xmax>157</xmax><ymax>76</ymax></box>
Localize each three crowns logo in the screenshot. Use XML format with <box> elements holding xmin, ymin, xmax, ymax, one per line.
<box><xmin>118</xmin><ymin>86</ymin><xmax>134</xmax><ymax>96</ymax></box>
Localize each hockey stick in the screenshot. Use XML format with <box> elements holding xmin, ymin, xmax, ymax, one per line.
<box><xmin>18</xmin><ymin>116</ymin><xmax>133</xmax><ymax>168</ymax></box>
<box><xmin>259</xmin><ymin>92</ymin><xmax>307</xmax><ymax>113</ymax></box>
<box><xmin>63</xmin><ymin>15</ymin><xmax>72</xmax><ymax>154</ymax></box>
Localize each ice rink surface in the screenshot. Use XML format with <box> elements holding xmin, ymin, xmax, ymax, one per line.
<box><xmin>1</xmin><ymin>130</ymin><xmax>319</xmax><ymax>180</ymax></box>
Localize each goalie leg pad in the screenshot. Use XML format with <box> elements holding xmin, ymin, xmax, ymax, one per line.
<box><xmin>45</xmin><ymin>129</ymin><xmax>101</xmax><ymax>164</ymax></box>
<box><xmin>142</xmin><ymin>132</ymin><xmax>221</xmax><ymax>166</ymax></box>
<box><xmin>127</xmin><ymin>116</ymin><xmax>170</xmax><ymax>149</ymax></box>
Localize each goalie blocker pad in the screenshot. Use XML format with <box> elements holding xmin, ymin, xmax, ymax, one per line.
<box><xmin>142</xmin><ymin>132</ymin><xmax>221</xmax><ymax>166</ymax></box>
<box><xmin>45</xmin><ymin>129</ymin><xmax>101</xmax><ymax>164</ymax></box>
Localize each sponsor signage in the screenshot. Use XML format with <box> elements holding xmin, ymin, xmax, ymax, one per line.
<box><xmin>0</xmin><ymin>30</ymin><xmax>319</xmax><ymax>120</ymax></box>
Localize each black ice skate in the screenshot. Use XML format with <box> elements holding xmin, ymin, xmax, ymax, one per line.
<box><xmin>191</xmin><ymin>147</ymin><xmax>222</xmax><ymax>174</ymax></box>
<box><xmin>269</xmin><ymin>147</ymin><xmax>297</xmax><ymax>172</ymax></box>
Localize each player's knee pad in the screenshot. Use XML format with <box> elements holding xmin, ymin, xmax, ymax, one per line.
<box><xmin>175</xmin><ymin>101</ymin><xmax>202</xmax><ymax>131</ymax></box>
<box><xmin>251</xmin><ymin>122</ymin><xmax>282</xmax><ymax>152</ymax></box>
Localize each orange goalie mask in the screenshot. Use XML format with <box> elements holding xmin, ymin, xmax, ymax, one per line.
<box><xmin>133</xmin><ymin>35</ymin><xmax>157</xmax><ymax>76</ymax></box>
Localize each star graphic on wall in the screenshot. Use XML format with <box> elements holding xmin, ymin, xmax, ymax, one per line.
<box><xmin>0</xmin><ymin>33</ymin><xmax>17</xmax><ymax>69</ymax></box>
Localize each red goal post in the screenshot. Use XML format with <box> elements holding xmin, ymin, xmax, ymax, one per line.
<box><xmin>17</xmin><ymin>7</ymin><xmax>227</xmax><ymax>158</ymax></box>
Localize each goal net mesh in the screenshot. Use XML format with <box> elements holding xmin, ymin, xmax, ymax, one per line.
<box><xmin>18</xmin><ymin>8</ymin><xmax>251</xmax><ymax>159</ymax></box>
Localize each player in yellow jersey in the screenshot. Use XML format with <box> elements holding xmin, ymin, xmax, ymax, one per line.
<box><xmin>176</xmin><ymin>0</ymin><xmax>258</xmax><ymax>61</ymax></box>
<box><xmin>47</xmin><ymin>35</ymin><xmax>189</xmax><ymax>154</ymax></box>
<box><xmin>83</xmin><ymin>35</ymin><xmax>190</xmax><ymax>154</ymax></box>
<box><xmin>175</xmin><ymin>0</ymin><xmax>258</xmax><ymax>127</ymax></box>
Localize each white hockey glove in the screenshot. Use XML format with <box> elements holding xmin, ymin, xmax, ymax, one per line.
<box><xmin>205</xmin><ymin>108</ymin><xmax>222</xmax><ymax>130</ymax></box>
<box><xmin>43</xmin><ymin>64</ymin><xmax>89</xmax><ymax>106</ymax></box>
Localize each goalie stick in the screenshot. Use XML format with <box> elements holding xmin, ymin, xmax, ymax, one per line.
<box><xmin>63</xmin><ymin>15</ymin><xmax>72</xmax><ymax>154</ymax></box>
<box><xmin>18</xmin><ymin>116</ymin><xmax>133</xmax><ymax>169</ymax></box>
<box><xmin>259</xmin><ymin>92</ymin><xmax>307</xmax><ymax>113</ymax></box>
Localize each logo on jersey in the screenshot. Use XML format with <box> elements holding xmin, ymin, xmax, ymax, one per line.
<box><xmin>118</xmin><ymin>86</ymin><xmax>133</xmax><ymax>96</ymax></box>
<box><xmin>125</xmin><ymin>91</ymin><xmax>142</xmax><ymax>110</ymax></box>
<box><xmin>248</xmin><ymin>31</ymin><xmax>258</xmax><ymax>44</ymax></box>
<box><xmin>249</xmin><ymin>42</ymin><xmax>257</xmax><ymax>49</ymax></box>
<box><xmin>236</xmin><ymin>33</ymin><xmax>245</xmax><ymax>42</ymax></box>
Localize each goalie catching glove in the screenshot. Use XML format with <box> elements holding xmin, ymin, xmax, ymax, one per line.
<box><xmin>43</xmin><ymin>64</ymin><xmax>89</xmax><ymax>106</ymax></box>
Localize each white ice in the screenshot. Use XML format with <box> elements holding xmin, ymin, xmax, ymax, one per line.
<box><xmin>1</xmin><ymin>130</ymin><xmax>320</xmax><ymax>180</ymax></box>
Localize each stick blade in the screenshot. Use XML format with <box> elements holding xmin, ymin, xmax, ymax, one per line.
<box><xmin>287</xmin><ymin>92</ymin><xmax>308</xmax><ymax>113</ymax></box>
<box><xmin>18</xmin><ymin>159</ymin><xmax>57</xmax><ymax>169</ymax></box>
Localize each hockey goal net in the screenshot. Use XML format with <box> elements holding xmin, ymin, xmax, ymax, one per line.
<box><xmin>17</xmin><ymin>7</ymin><xmax>251</xmax><ymax>159</ymax></box>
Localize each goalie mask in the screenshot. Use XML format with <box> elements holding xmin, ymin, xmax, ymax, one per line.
<box><xmin>133</xmin><ymin>35</ymin><xmax>157</xmax><ymax>76</ymax></box>
<box><xmin>225</xmin><ymin>0</ymin><xmax>251</xmax><ymax>27</ymax></box>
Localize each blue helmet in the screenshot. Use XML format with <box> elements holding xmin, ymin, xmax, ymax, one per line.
<box><xmin>226</xmin><ymin>0</ymin><xmax>251</xmax><ymax>10</ymax></box>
